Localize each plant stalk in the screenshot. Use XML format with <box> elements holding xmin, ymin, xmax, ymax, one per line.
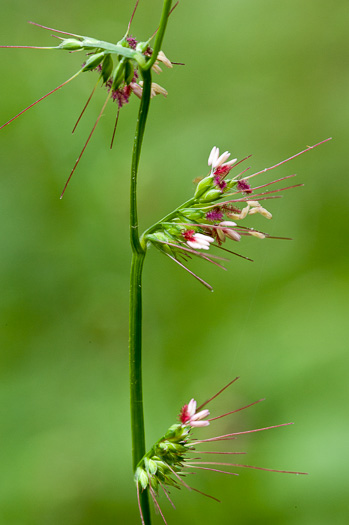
<box><xmin>129</xmin><ymin>67</ymin><xmax>151</xmax><ymax>523</ymax></box>
<box><xmin>144</xmin><ymin>0</ymin><xmax>173</xmax><ymax>70</ymax></box>
<box><xmin>129</xmin><ymin>3</ymin><xmax>173</xmax><ymax>523</ymax></box>
<box><xmin>129</xmin><ymin>250</ymin><xmax>150</xmax><ymax>522</ymax></box>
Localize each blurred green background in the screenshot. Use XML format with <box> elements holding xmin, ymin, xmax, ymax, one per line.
<box><xmin>1</xmin><ymin>0</ymin><xmax>348</xmax><ymax>524</ymax></box>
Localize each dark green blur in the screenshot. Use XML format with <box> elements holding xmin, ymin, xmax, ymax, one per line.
<box><xmin>0</xmin><ymin>0</ymin><xmax>348</xmax><ymax>523</ymax></box>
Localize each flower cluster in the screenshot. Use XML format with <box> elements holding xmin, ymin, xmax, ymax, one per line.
<box><xmin>0</xmin><ymin>21</ymin><xmax>171</xmax><ymax>123</ymax></box>
<box><xmin>135</xmin><ymin>378</ymin><xmax>306</xmax><ymax>524</ymax></box>
<box><xmin>143</xmin><ymin>141</ymin><xmax>329</xmax><ymax>289</ymax></box>
<box><xmin>94</xmin><ymin>41</ymin><xmax>171</xmax><ymax>109</ymax></box>
<box><xmin>0</xmin><ymin>10</ymin><xmax>173</xmax><ymax>197</ymax></box>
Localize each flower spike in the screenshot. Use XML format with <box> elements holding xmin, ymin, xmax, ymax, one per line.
<box><xmin>135</xmin><ymin>379</ymin><xmax>307</xmax><ymax>523</ymax></box>
<box><xmin>143</xmin><ymin>139</ymin><xmax>331</xmax><ymax>288</ymax></box>
<box><xmin>1</xmin><ymin>18</ymin><xmax>174</xmax><ymax>196</ymax></box>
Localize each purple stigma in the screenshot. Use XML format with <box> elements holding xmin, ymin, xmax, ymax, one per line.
<box><xmin>111</xmin><ymin>86</ymin><xmax>131</xmax><ymax>108</ymax></box>
<box><xmin>126</xmin><ymin>36</ymin><xmax>138</xmax><ymax>49</ymax></box>
<box><xmin>206</xmin><ymin>210</ymin><xmax>224</xmax><ymax>221</ymax></box>
<box><xmin>214</xmin><ymin>175</ymin><xmax>227</xmax><ymax>191</ymax></box>
<box><xmin>237</xmin><ymin>179</ymin><xmax>252</xmax><ymax>193</ymax></box>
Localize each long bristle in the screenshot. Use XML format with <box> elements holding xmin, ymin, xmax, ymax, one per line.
<box><xmin>127</xmin><ymin>0</ymin><xmax>141</xmax><ymax>35</ymax></box>
<box><xmin>28</xmin><ymin>21</ymin><xmax>81</xmax><ymax>38</ymax></box>
<box><xmin>245</xmin><ymin>138</ymin><xmax>332</xmax><ymax>181</ymax></box>
<box><xmin>251</xmin><ymin>173</ymin><xmax>297</xmax><ymax>191</ymax></box>
<box><xmin>72</xmin><ymin>79</ymin><xmax>100</xmax><ymax>134</ymax></box>
<box><xmin>224</xmin><ymin>183</ymin><xmax>304</xmax><ymax>202</ymax></box>
<box><xmin>197</xmin><ymin>377</ymin><xmax>240</xmax><ymax>411</ymax></box>
<box><xmin>149</xmin><ymin>485</ymin><xmax>168</xmax><ymax>525</ymax></box>
<box><xmin>230</xmin><ymin>154</ymin><xmax>253</xmax><ymax>171</ymax></box>
<box><xmin>236</xmin><ymin>165</ymin><xmax>251</xmax><ymax>178</ymax></box>
<box><xmin>159</xmin><ymin>483</ymin><xmax>176</xmax><ymax>509</ymax></box>
<box><xmin>60</xmin><ymin>91</ymin><xmax>111</xmax><ymax>198</ymax></box>
<box><xmin>222</xmin><ymin>195</ymin><xmax>282</xmax><ymax>204</ymax></box>
<box><xmin>166</xmin><ymin>464</ymin><xmax>192</xmax><ymax>491</ymax></box>
<box><xmin>150</xmin><ymin>1</ymin><xmax>180</xmax><ymax>40</ymax></box>
<box><xmin>0</xmin><ymin>45</ymin><xmax>56</xmax><ymax>49</ymax></box>
<box><xmin>192</xmin><ymin>423</ymin><xmax>294</xmax><ymax>444</ymax></box>
<box><xmin>166</xmin><ymin>254</ymin><xmax>213</xmax><ymax>291</ymax></box>
<box><xmin>164</xmin><ymin>237</ymin><xmax>228</xmax><ymax>270</ymax></box>
<box><xmin>212</xmin><ymin>244</ymin><xmax>254</xmax><ymax>262</ymax></box>
<box><xmin>188</xmin><ymin>485</ymin><xmax>221</xmax><ymax>503</ymax></box>
<box><xmin>248</xmin><ymin>183</ymin><xmax>305</xmax><ymax>199</ymax></box>
<box><xmin>161</xmin><ymin>240</ymin><xmax>228</xmax><ymax>261</ymax></box>
<box><xmin>228</xmin><ymin>463</ymin><xmax>308</xmax><ymax>475</ymax></box>
<box><xmin>188</xmin><ymin>461</ymin><xmax>308</xmax><ymax>475</ymax></box>
<box><xmin>186</xmin><ymin>465</ymin><xmax>239</xmax><ymax>476</ymax></box>
<box><xmin>207</xmin><ymin>398</ymin><xmax>265</xmax><ymax>422</ymax></box>
<box><xmin>0</xmin><ymin>70</ymin><xmax>81</xmax><ymax>131</ymax></box>
<box><xmin>110</xmin><ymin>108</ymin><xmax>120</xmax><ymax>149</ymax></box>
<box><xmin>187</xmin><ymin>450</ymin><xmax>247</xmax><ymax>455</ymax></box>
<box><xmin>136</xmin><ymin>484</ymin><xmax>145</xmax><ymax>525</ymax></box>
<box><xmin>266</xmin><ymin>235</ymin><xmax>292</xmax><ymax>240</ymax></box>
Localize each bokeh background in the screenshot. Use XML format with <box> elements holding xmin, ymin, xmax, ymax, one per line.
<box><xmin>1</xmin><ymin>0</ymin><xmax>348</xmax><ymax>524</ymax></box>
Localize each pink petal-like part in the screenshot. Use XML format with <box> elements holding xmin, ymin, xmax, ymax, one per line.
<box><xmin>219</xmin><ymin>221</ymin><xmax>237</xmax><ymax>227</ymax></box>
<box><xmin>208</xmin><ymin>146</ymin><xmax>219</xmax><ymax>167</ymax></box>
<box><xmin>223</xmin><ymin>157</ymin><xmax>238</xmax><ymax>166</ymax></box>
<box><xmin>194</xmin><ymin>233</ymin><xmax>215</xmax><ymax>243</ymax></box>
<box><xmin>186</xmin><ymin>240</ymin><xmax>202</xmax><ymax>249</ymax></box>
<box><xmin>187</xmin><ymin>398</ymin><xmax>197</xmax><ymax>416</ymax></box>
<box><xmin>190</xmin><ymin>420</ymin><xmax>210</xmax><ymax>427</ymax></box>
<box><xmin>191</xmin><ymin>409</ymin><xmax>210</xmax><ymax>421</ymax></box>
<box><xmin>225</xmin><ymin>230</ymin><xmax>241</xmax><ymax>242</ymax></box>
<box><xmin>215</xmin><ymin>151</ymin><xmax>230</xmax><ymax>167</ymax></box>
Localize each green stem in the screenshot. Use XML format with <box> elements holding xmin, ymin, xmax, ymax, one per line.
<box><xmin>128</xmin><ymin>3</ymin><xmax>173</xmax><ymax>524</ymax></box>
<box><xmin>144</xmin><ymin>0</ymin><xmax>173</xmax><ymax>70</ymax></box>
<box><xmin>129</xmin><ymin>68</ymin><xmax>151</xmax><ymax>523</ymax></box>
<box><xmin>130</xmin><ymin>68</ymin><xmax>152</xmax><ymax>254</ymax></box>
<box><xmin>129</xmin><ymin>250</ymin><xmax>150</xmax><ymax>523</ymax></box>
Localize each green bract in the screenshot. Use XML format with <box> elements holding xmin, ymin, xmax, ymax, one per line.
<box><xmin>199</xmin><ymin>188</ymin><xmax>223</xmax><ymax>202</ymax></box>
<box><xmin>58</xmin><ymin>38</ymin><xmax>83</xmax><ymax>51</ymax></box>
<box><xmin>101</xmin><ymin>54</ymin><xmax>113</xmax><ymax>82</ymax></box>
<box><xmin>193</xmin><ymin>174</ymin><xmax>214</xmax><ymax>199</ymax></box>
<box><xmin>135</xmin><ymin>423</ymin><xmax>192</xmax><ymax>493</ymax></box>
<box><xmin>82</xmin><ymin>51</ymin><xmax>106</xmax><ymax>72</ymax></box>
<box><xmin>57</xmin><ymin>33</ymin><xmax>148</xmax><ymax>67</ymax></box>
